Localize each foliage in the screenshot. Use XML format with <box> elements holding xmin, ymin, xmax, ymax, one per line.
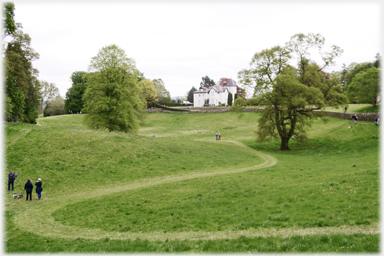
<box><xmin>235</xmin><ymin>33</ymin><xmax>348</xmax><ymax>150</ymax></box>
<box><xmin>88</xmin><ymin>44</ymin><xmax>139</xmax><ymax>76</ymax></box>
<box><xmin>238</xmin><ymin>46</ymin><xmax>290</xmax><ymax>96</ymax></box>
<box><xmin>344</xmin><ymin>62</ymin><xmax>375</xmax><ymax>88</ymax></box>
<box><xmin>2</xmin><ymin>2</ymin><xmax>16</xmax><ymax>38</ymax></box>
<box><xmin>64</xmin><ymin>71</ymin><xmax>87</xmax><ymax>113</ymax></box>
<box><xmin>200</xmin><ymin>75</ymin><xmax>215</xmax><ymax>87</ymax></box>
<box><xmin>82</xmin><ymin>67</ymin><xmax>144</xmax><ymax>133</ymax></box>
<box><xmin>152</xmin><ymin>78</ymin><xmax>171</xmax><ymax>103</ymax></box>
<box><xmin>138</xmin><ymin>79</ymin><xmax>157</xmax><ymax>108</ymax></box>
<box><xmin>43</xmin><ymin>95</ymin><xmax>64</xmax><ymax>117</ymax></box>
<box><xmin>345</xmin><ymin>67</ymin><xmax>380</xmax><ymax>106</ymax></box>
<box><xmin>187</xmin><ymin>86</ymin><xmax>197</xmax><ymax>103</ymax></box>
<box><xmin>227</xmin><ymin>92</ymin><xmax>233</xmax><ymax>106</ymax></box>
<box><xmin>5</xmin><ymin>22</ymin><xmax>41</xmax><ymax>123</ymax></box>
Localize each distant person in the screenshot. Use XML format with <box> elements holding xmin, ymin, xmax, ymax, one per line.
<box><xmin>352</xmin><ymin>114</ymin><xmax>357</xmax><ymax>125</ymax></box>
<box><xmin>24</xmin><ymin>179</ymin><xmax>33</xmax><ymax>201</ymax></box>
<box><xmin>375</xmin><ymin>118</ymin><xmax>380</xmax><ymax>126</ymax></box>
<box><xmin>216</xmin><ymin>133</ymin><xmax>218</xmax><ymax>140</ymax></box>
<box><xmin>8</xmin><ymin>170</ymin><xmax>16</xmax><ymax>192</ymax></box>
<box><xmin>219</xmin><ymin>133</ymin><xmax>221</xmax><ymax>140</ymax></box>
<box><xmin>344</xmin><ymin>106</ymin><xmax>347</xmax><ymax>112</ymax></box>
<box><xmin>35</xmin><ymin>178</ymin><xmax>43</xmax><ymax>200</ymax></box>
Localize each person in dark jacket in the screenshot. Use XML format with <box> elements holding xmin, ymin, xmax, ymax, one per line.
<box><xmin>24</xmin><ymin>179</ymin><xmax>33</xmax><ymax>201</ymax></box>
<box><xmin>35</xmin><ymin>178</ymin><xmax>43</xmax><ymax>200</ymax></box>
<box><xmin>8</xmin><ymin>170</ymin><xmax>16</xmax><ymax>191</ymax></box>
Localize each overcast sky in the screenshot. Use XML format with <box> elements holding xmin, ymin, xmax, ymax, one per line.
<box><xmin>8</xmin><ymin>0</ymin><xmax>383</xmax><ymax>98</ymax></box>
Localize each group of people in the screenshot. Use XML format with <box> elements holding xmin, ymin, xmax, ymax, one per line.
<box><xmin>8</xmin><ymin>170</ymin><xmax>43</xmax><ymax>201</ymax></box>
<box><xmin>216</xmin><ymin>133</ymin><xmax>221</xmax><ymax>140</ymax></box>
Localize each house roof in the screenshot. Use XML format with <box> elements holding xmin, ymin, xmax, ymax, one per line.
<box><xmin>226</xmin><ymin>79</ymin><xmax>237</xmax><ymax>87</ymax></box>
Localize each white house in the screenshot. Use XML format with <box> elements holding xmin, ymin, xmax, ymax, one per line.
<box><xmin>193</xmin><ymin>78</ymin><xmax>239</xmax><ymax>107</ymax></box>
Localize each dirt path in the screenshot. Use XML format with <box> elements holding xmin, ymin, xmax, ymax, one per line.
<box><xmin>11</xmin><ymin>140</ymin><xmax>379</xmax><ymax>241</ymax></box>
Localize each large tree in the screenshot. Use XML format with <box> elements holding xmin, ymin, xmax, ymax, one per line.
<box><xmin>200</xmin><ymin>76</ymin><xmax>215</xmax><ymax>87</ymax></box>
<box><xmin>82</xmin><ymin>45</ymin><xmax>144</xmax><ymax>133</ymax></box>
<box><xmin>232</xmin><ymin>33</ymin><xmax>348</xmax><ymax>150</ymax></box>
<box><xmin>138</xmin><ymin>79</ymin><xmax>157</xmax><ymax>108</ymax></box>
<box><xmin>64</xmin><ymin>71</ymin><xmax>87</xmax><ymax>113</ymax></box>
<box><xmin>345</xmin><ymin>67</ymin><xmax>380</xmax><ymax>106</ymax></box>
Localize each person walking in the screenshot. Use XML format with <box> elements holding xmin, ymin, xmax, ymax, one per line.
<box><xmin>216</xmin><ymin>133</ymin><xmax>218</xmax><ymax>140</ymax></box>
<box><xmin>24</xmin><ymin>179</ymin><xmax>33</xmax><ymax>201</ymax></box>
<box><xmin>8</xmin><ymin>170</ymin><xmax>16</xmax><ymax>192</ymax></box>
<box><xmin>35</xmin><ymin>178</ymin><xmax>43</xmax><ymax>200</ymax></box>
<box><xmin>219</xmin><ymin>133</ymin><xmax>221</xmax><ymax>140</ymax></box>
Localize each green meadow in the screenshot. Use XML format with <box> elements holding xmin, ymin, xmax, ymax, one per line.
<box><xmin>4</xmin><ymin>112</ymin><xmax>380</xmax><ymax>253</ymax></box>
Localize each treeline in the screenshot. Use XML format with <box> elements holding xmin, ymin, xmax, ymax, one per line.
<box><xmin>64</xmin><ymin>67</ymin><xmax>172</xmax><ymax>115</ymax></box>
<box><xmin>4</xmin><ymin>3</ymin><xmax>63</xmax><ymax>122</ymax></box>
<box><xmin>4</xmin><ymin>2</ymin><xmax>173</xmax><ymax>125</ymax></box>
<box><xmin>339</xmin><ymin>55</ymin><xmax>381</xmax><ymax>106</ymax></box>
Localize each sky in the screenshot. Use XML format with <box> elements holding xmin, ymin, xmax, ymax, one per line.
<box><xmin>7</xmin><ymin>0</ymin><xmax>383</xmax><ymax>98</ymax></box>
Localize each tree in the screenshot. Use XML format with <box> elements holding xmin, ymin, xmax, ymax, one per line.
<box><xmin>233</xmin><ymin>33</ymin><xmax>348</xmax><ymax>150</ymax></box>
<box><xmin>187</xmin><ymin>86</ymin><xmax>197</xmax><ymax>103</ymax></box>
<box><xmin>5</xmin><ymin>22</ymin><xmax>41</xmax><ymax>123</ymax></box>
<box><xmin>44</xmin><ymin>95</ymin><xmax>64</xmax><ymax>117</ymax></box>
<box><xmin>3</xmin><ymin>2</ymin><xmax>16</xmax><ymax>39</ymax></box>
<box><xmin>138</xmin><ymin>79</ymin><xmax>157</xmax><ymax>108</ymax></box>
<box><xmin>39</xmin><ymin>80</ymin><xmax>59</xmax><ymax>113</ymax></box>
<box><xmin>345</xmin><ymin>67</ymin><xmax>380</xmax><ymax>106</ymax></box>
<box><xmin>200</xmin><ymin>76</ymin><xmax>215</xmax><ymax>87</ymax></box>
<box><xmin>152</xmin><ymin>78</ymin><xmax>171</xmax><ymax>103</ymax></box>
<box><xmin>64</xmin><ymin>71</ymin><xmax>87</xmax><ymax>113</ymax></box>
<box><xmin>227</xmin><ymin>92</ymin><xmax>233</xmax><ymax>106</ymax></box>
<box><xmin>83</xmin><ymin>45</ymin><xmax>145</xmax><ymax>132</ymax></box>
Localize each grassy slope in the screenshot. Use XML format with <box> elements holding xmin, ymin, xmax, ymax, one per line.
<box><xmin>5</xmin><ymin>112</ymin><xmax>379</xmax><ymax>252</ymax></box>
<box><xmin>324</xmin><ymin>104</ymin><xmax>380</xmax><ymax>113</ymax></box>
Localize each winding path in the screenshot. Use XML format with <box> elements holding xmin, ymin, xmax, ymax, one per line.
<box><xmin>11</xmin><ymin>139</ymin><xmax>379</xmax><ymax>241</ymax></box>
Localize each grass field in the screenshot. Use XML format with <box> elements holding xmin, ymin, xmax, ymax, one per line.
<box><xmin>4</xmin><ymin>112</ymin><xmax>380</xmax><ymax>253</ymax></box>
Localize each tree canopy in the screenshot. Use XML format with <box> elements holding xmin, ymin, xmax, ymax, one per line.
<box><xmin>232</xmin><ymin>33</ymin><xmax>348</xmax><ymax>150</ymax></box>
<box><xmin>88</xmin><ymin>44</ymin><xmax>139</xmax><ymax>76</ymax></box>
<box><xmin>3</xmin><ymin>2</ymin><xmax>16</xmax><ymax>39</ymax></box>
<box><xmin>83</xmin><ymin>67</ymin><xmax>144</xmax><ymax>133</ymax></box>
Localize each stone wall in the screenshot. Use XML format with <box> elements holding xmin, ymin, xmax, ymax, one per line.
<box><xmin>146</xmin><ymin>107</ymin><xmax>379</xmax><ymax>121</ymax></box>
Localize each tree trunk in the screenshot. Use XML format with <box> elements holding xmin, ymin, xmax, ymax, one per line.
<box><xmin>280</xmin><ymin>137</ymin><xmax>290</xmax><ymax>150</ymax></box>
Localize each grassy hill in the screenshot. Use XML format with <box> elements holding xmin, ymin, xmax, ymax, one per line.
<box><xmin>4</xmin><ymin>112</ymin><xmax>379</xmax><ymax>252</ymax></box>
